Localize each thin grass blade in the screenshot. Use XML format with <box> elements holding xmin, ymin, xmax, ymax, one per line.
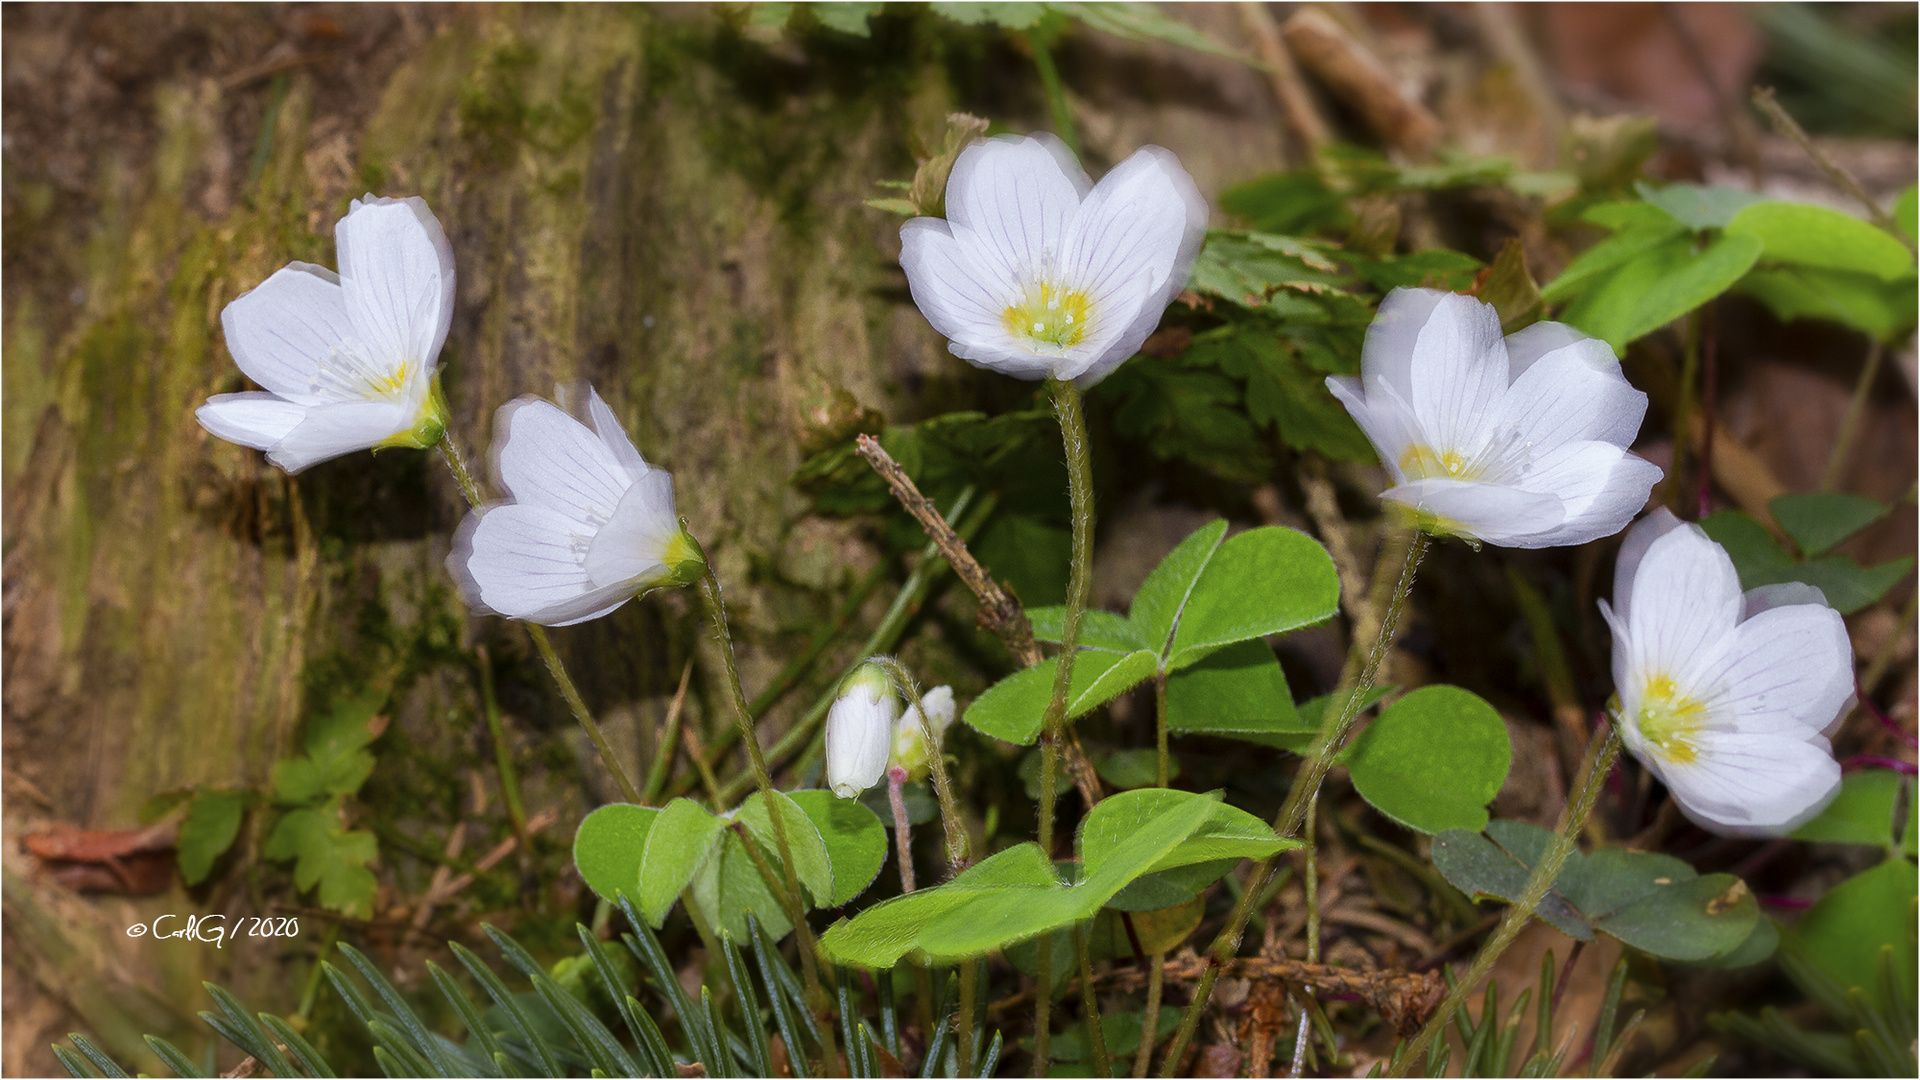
<box><xmin>720</xmin><ymin>934</ymin><xmax>773</xmax><ymax>1077</ymax></box>
<box><xmin>64</xmin><ymin>1036</ymin><xmax>128</xmax><ymax>1079</ymax></box>
<box><xmin>449</xmin><ymin>941</ymin><xmax>564</xmax><ymax>1079</ymax></box>
<box><xmin>143</xmin><ymin>1035</ymin><xmax>206</xmax><ymax>1079</ymax></box>
<box><xmin>260</xmin><ymin>1013</ymin><xmax>340</xmax><ymax>1079</ymax></box>
<box><xmin>339</xmin><ymin>943</ymin><xmax>464</xmax><ymax>1077</ymax></box>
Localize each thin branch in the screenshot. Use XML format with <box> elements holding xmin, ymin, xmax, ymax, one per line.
<box><xmin>1752</xmin><ymin>86</ymin><xmax>1914</xmax><ymax>250</ymax></box>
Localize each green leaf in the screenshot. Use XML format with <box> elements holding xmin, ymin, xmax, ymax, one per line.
<box><xmin>1582</xmin><ymin>200</ymin><xmax>1682</xmax><ymax>232</ymax></box>
<box><xmin>1340</xmin><ymin>686</ymin><xmax>1511</xmax><ymax>834</ymax></box>
<box><xmin>1795</xmin><ymin>772</ymin><xmax>1909</xmax><ymax>849</ymax></box>
<box><xmin>264</xmin><ymin>806</ymin><xmax>377</xmax><ymax>919</ymax></box>
<box><xmin>1540</xmin><ymin>219</ymin><xmax>1686</xmax><ymax>301</ymax></box>
<box><xmin>1094</xmin><ymin>749</ymin><xmax>1161</xmax><ymax>791</ymax></box>
<box><xmin>1727</xmin><ymin>201</ymin><xmax>1916</xmax><ymax>280</ymax></box>
<box><xmin>1691</xmin><ymin>915</ymin><xmax>1779</xmax><ymax>970</ymax></box>
<box><xmin>1699</xmin><ymin>509</ymin><xmax>1798</xmax><ymax>581</ymax></box>
<box><xmin>572</xmin><ymin>804</ymin><xmax>660</xmax><ymax>904</ymax></box>
<box><xmin>1772</xmin><ymin>491</ymin><xmax>1891</xmax><ymax>556</ymax></box>
<box><xmin>1294</xmin><ymin>684</ymin><xmax>1395</xmax><ymax>730</ymax></box>
<box><xmin>304</xmin><ymin>687</ymin><xmax>387</xmax><ymax>765</ymax></box>
<box><xmin>1797</xmin><ymin>858</ymin><xmax>1920</xmax><ymax>1010</ymax></box>
<box><xmin>808</xmin><ymin>1</ymin><xmax>883</xmax><ymax>36</ymax></box>
<box><xmin>1049</xmin><ymin>2</ymin><xmax>1247</xmax><ymax>63</ymax></box>
<box><xmin>1128</xmin><ymin>520</ymin><xmax>1229</xmax><ymax>657</ymax></box>
<box><xmin>1558</xmin><ymin>232</ymin><xmax>1763</xmax><ymax>352</ymax></box>
<box><xmin>1790</xmin><ymin>553</ymin><xmax>1913</xmax><ymax>615</ymax></box>
<box><xmin>973</xmin><ymin>512</ymin><xmax>1072</xmax><ymax>608</ymax></box>
<box><xmin>1027</xmin><ymin>608</ymin><xmax>1147</xmax><ymax>653</ymax></box>
<box><xmin>1736</xmin><ymin>264</ymin><xmax>1918</xmax><ymax>340</ymax></box>
<box><xmin>1429</xmin><ymin>825</ymin><xmax>1592</xmax><ymax>940</ymax></box>
<box><xmin>930</xmin><ymin>1</ymin><xmax>1046</xmax><ymax>28</ymax></box>
<box><xmin>962</xmin><ymin>650</ymin><xmax>1158</xmax><ymax>744</ymax></box>
<box><xmin>638</xmin><ymin>799</ymin><xmax>729</xmax><ymax>927</ymax></box>
<box><xmin>1219</xmin><ymin>173</ymin><xmax>1351</xmax><ymax>235</ymax></box>
<box><xmin>1633</xmin><ymin>181</ymin><xmax>1766</xmax><ymax>231</ymax></box>
<box><xmin>1343</xmin><ymin>249</ymin><xmax>1483</xmax><ymax>292</ymax></box>
<box><xmin>786</xmin><ymin>789</ymin><xmax>888</xmax><ymax>906</ymax></box>
<box><xmin>1189</xmin><ymin>230</ymin><xmax>1350</xmax><ymax>310</ymax></box>
<box><xmin>1164</xmin><ymin>639</ymin><xmax>1306</xmax><ymax>742</ymax></box>
<box><xmin>819</xmin><ymin>844</ymin><xmax>1060</xmax><ymax>967</ymax></box>
<box><xmin>1233</xmin><ymin>330</ymin><xmax>1377</xmax><ymax>461</ymax></box>
<box><xmin>1105</xmin><ymin>859</ymin><xmax>1240</xmax><ymax>911</ymax></box>
<box><xmin>1166</xmin><ymin>526</ymin><xmax>1339</xmax><ymax>669</ymax></box>
<box><xmin>1591</xmin><ymin>872</ymin><xmax>1758</xmax><ymax>962</ymax></box>
<box><xmin>737</xmin><ymin>790</ymin><xmax>835</xmax><ymax>908</ymax></box>
<box><xmin>690</xmin><ymin>832</ymin><xmax>791</xmax><ymax>942</ymax></box>
<box><xmin>1701</xmin><ymin>507</ymin><xmax>1912</xmax><ymax>614</ymax></box>
<box><xmin>178</xmin><ymin>790</ymin><xmax>248</xmax><ymax>886</ymax></box>
<box><xmin>1897</xmin><ymin>184</ymin><xmax>1917</xmax><ymax>242</ymax></box>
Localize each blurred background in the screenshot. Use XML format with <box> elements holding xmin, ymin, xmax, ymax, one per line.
<box><xmin>3</xmin><ymin>3</ymin><xmax>1914</xmax><ymax>1076</ymax></box>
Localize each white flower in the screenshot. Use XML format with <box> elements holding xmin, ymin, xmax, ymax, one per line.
<box><xmin>1602</xmin><ymin>509</ymin><xmax>1852</xmax><ymax>836</ymax></box>
<box><xmin>890</xmin><ymin>685</ymin><xmax>957</xmax><ymax>781</ymax></box>
<box><xmin>448</xmin><ymin>387</ymin><xmax>703</xmax><ymax>626</ymax></box>
<box><xmin>1328</xmin><ymin>288</ymin><xmax>1663</xmax><ymax>548</ymax></box>
<box><xmin>197</xmin><ymin>195</ymin><xmax>456</xmax><ymax>473</ymax></box>
<box><xmin>826</xmin><ymin>663</ymin><xmax>899</xmax><ymax>799</ymax></box>
<box><xmin>898</xmin><ymin>133</ymin><xmax>1207</xmax><ymax>387</ymax></box>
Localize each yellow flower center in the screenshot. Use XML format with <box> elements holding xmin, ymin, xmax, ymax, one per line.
<box><xmin>368</xmin><ymin>360</ymin><xmax>411</xmax><ymax>397</ymax></box>
<box><xmin>1399</xmin><ymin>443</ymin><xmax>1480</xmax><ymax>481</ymax></box>
<box><xmin>1636</xmin><ymin>675</ymin><xmax>1707</xmax><ymax>764</ymax></box>
<box><xmin>1002</xmin><ymin>282</ymin><xmax>1092</xmax><ymax>351</ymax></box>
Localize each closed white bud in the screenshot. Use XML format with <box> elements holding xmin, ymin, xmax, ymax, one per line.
<box><xmin>825</xmin><ymin>663</ymin><xmax>898</xmax><ymax>799</ymax></box>
<box><xmin>890</xmin><ymin>685</ymin><xmax>956</xmax><ymax>782</ymax></box>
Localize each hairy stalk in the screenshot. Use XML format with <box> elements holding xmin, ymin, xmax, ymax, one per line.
<box><xmin>1076</xmin><ymin>922</ymin><xmax>1113</xmax><ymax>1080</ymax></box>
<box><xmin>1037</xmin><ymin>378</ymin><xmax>1098</xmax><ymax>1074</ymax></box>
<box><xmin>1161</xmin><ymin>527</ymin><xmax>1426</xmax><ymax>1076</ymax></box>
<box><xmin>888</xmin><ymin>768</ymin><xmax>916</xmax><ymax>894</ymax></box>
<box><xmin>874</xmin><ymin>657</ymin><xmax>971</xmax><ymax>875</ymax></box>
<box><xmin>959</xmin><ymin>959</ymin><xmax>979</xmax><ymax>1078</ymax></box>
<box><xmin>475</xmin><ymin>646</ymin><xmax>528</xmax><ymax>847</ymax></box>
<box><xmin>1154</xmin><ymin>672</ymin><xmax>1171</xmax><ymax>787</ymax></box>
<box><xmin>438</xmin><ymin>436</ymin><xmax>642</xmax><ymax>804</ymax></box>
<box><xmin>698</xmin><ymin>568</ymin><xmax>824</xmax><ymax>1000</ymax></box>
<box><xmin>1132</xmin><ymin>953</ymin><xmax>1164</xmax><ymax>1078</ymax></box>
<box><xmin>1824</xmin><ymin>339</ymin><xmax>1886</xmax><ymax>490</ymax></box>
<box><xmin>642</xmin><ymin>660</ymin><xmax>696</xmax><ymax>804</ymax></box>
<box><xmin>1293</xmin><ymin>796</ymin><xmax>1321</xmax><ymax>1077</ymax></box>
<box><xmin>1392</xmin><ymin>725</ymin><xmax>1623</xmax><ymax>1075</ymax></box>
<box><xmin>1026</xmin><ymin>30</ymin><xmax>1081</xmax><ymax>158</ymax></box>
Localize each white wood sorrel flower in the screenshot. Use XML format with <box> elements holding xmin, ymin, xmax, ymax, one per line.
<box><xmin>890</xmin><ymin>685</ymin><xmax>957</xmax><ymax>783</ymax></box>
<box><xmin>826</xmin><ymin>662</ymin><xmax>898</xmax><ymax>799</ymax></box>
<box><xmin>1329</xmin><ymin>288</ymin><xmax>1662</xmax><ymax>547</ymax></box>
<box><xmin>898</xmin><ymin>133</ymin><xmax>1207</xmax><ymax>387</ymax></box>
<box><xmin>448</xmin><ymin>388</ymin><xmax>704</xmax><ymax>626</ymax></box>
<box><xmin>198</xmin><ymin>195</ymin><xmax>455</xmax><ymax>473</ymax></box>
<box><xmin>1603</xmin><ymin>509</ymin><xmax>1852</xmax><ymax>835</ymax></box>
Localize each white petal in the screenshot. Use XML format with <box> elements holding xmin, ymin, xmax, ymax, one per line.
<box><xmin>460</xmin><ymin>502</ymin><xmax>635</xmax><ymax>625</ymax></box>
<box><xmin>584</xmin><ymin>470</ymin><xmax>679</xmax><ymax>589</ymax></box>
<box><xmin>943</xmin><ymin>133</ymin><xmax>1088</xmax><ymax>290</ymax></box>
<box><xmin>1380</xmin><ymin>477</ymin><xmax>1565</xmax><ymax>546</ymax></box>
<box><xmin>1361</xmin><ymin>288</ymin><xmax>1452</xmax><ymax>402</ymax></box>
<box><xmin>266</xmin><ymin>400</ymin><xmax>411</xmax><ymax>473</ymax></box>
<box><xmin>335</xmin><ymin>195</ymin><xmax>456</xmax><ymax>375</ymax></box>
<box><xmin>1708</xmin><ymin>603</ymin><xmax>1856</xmax><ymax>735</ymax></box>
<box><xmin>584</xmin><ymin>386</ymin><xmax>652</xmax><ymax>482</ymax></box>
<box><xmin>1503</xmin><ymin>320</ymin><xmax>1592</xmax><ymax>380</ymax></box>
<box><xmin>1497</xmin><ymin>335</ymin><xmax>1648</xmax><ymax>452</ymax></box>
<box><xmin>1611</xmin><ymin>508</ymin><xmax>1688</xmax><ymax>621</ymax></box>
<box><xmin>1509</xmin><ymin>443</ymin><xmax>1660</xmax><ymax>548</ymax></box>
<box><xmin>899</xmin><ymin>217</ymin><xmax>1043</xmax><ymax>374</ymax></box>
<box><xmin>1655</xmin><ymin>730</ymin><xmax>1841</xmax><ymax>836</ymax></box>
<box><xmin>1624</xmin><ymin>524</ymin><xmax>1743</xmax><ymax>694</ymax></box>
<box><xmin>492</xmin><ymin>397</ymin><xmax>633</xmax><ymax>524</ymax></box>
<box><xmin>826</xmin><ymin>684</ymin><xmax>896</xmax><ymax>798</ymax></box>
<box><xmin>1327</xmin><ymin>375</ymin><xmax>1421</xmax><ymax>482</ymax></box>
<box><xmin>219</xmin><ymin>263</ymin><xmax>353</xmax><ymax>403</ymax></box>
<box><xmin>197</xmin><ymin>393</ymin><xmax>309</xmax><ymax>450</ymax></box>
<box><xmin>1407</xmin><ymin>292</ymin><xmax>1509</xmax><ymax>457</ymax></box>
<box><xmin>1742</xmin><ymin>582</ymin><xmax>1829</xmax><ymax>617</ymax></box>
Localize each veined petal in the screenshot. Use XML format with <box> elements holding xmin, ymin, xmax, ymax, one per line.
<box><xmin>1624</xmin><ymin>524</ymin><xmax>1743</xmax><ymax>694</ymax></box>
<box><xmin>336</xmin><ymin>195</ymin><xmax>456</xmax><ymax>377</ymax></box>
<box><xmin>899</xmin><ymin>218</ymin><xmax>1036</xmax><ymax>370</ymax></box>
<box><xmin>1708</xmin><ymin>603</ymin><xmax>1855</xmax><ymax>735</ymax></box>
<box><xmin>267</xmin><ymin>400</ymin><xmax>411</xmax><ymax>473</ymax></box>
<box><xmin>492</xmin><ymin>397</ymin><xmax>633</xmax><ymax>524</ymax></box>
<box><xmin>584</xmin><ymin>471</ymin><xmax>679</xmax><ymax>590</ymax></box>
<box><xmin>1327</xmin><ymin>375</ymin><xmax>1421</xmax><ymax>482</ymax></box>
<box><xmin>1503</xmin><ymin>320</ymin><xmax>1592</xmax><ymax>380</ymax></box>
<box><xmin>219</xmin><ymin>263</ymin><xmax>353</xmax><ymax>403</ymax></box>
<box><xmin>1360</xmin><ymin>288</ymin><xmax>1450</xmax><ymax>401</ymax></box>
<box><xmin>1380</xmin><ymin>477</ymin><xmax>1565</xmax><ymax>546</ymax></box>
<box><xmin>1742</xmin><ymin>582</ymin><xmax>1829</xmax><ymax>617</ymax></box>
<box><xmin>1054</xmin><ymin>263</ymin><xmax>1158</xmax><ymax>384</ymax></box>
<box><xmin>1611</xmin><ymin>508</ymin><xmax>1688</xmax><ymax>621</ymax></box>
<box><xmin>583</xmin><ymin>386</ymin><xmax>651</xmax><ymax>482</ymax></box>
<box><xmin>197</xmin><ymin>393</ymin><xmax>309</xmax><ymax>450</ymax></box>
<box><xmin>943</xmin><ymin>134</ymin><xmax>1088</xmax><ymax>290</ymax></box>
<box><xmin>1508</xmin><ymin>443</ymin><xmax>1660</xmax><ymax>548</ymax></box>
<box><xmin>1406</xmin><ymin>291</ymin><xmax>1509</xmax><ymax>457</ymax></box>
<box><xmin>1498</xmin><ymin>335</ymin><xmax>1648</xmax><ymax>452</ymax></box>
<box><xmin>457</xmin><ymin>502</ymin><xmax>633</xmax><ymax>624</ymax></box>
<box><xmin>1656</xmin><ymin>730</ymin><xmax>1841</xmax><ymax>835</ymax></box>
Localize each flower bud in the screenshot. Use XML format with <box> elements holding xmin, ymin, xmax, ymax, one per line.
<box><xmin>825</xmin><ymin>662</ymin><xmax>897</xmax><ymax>798</ymax></box>
<box><xmin>890</xmin><ymin>685</ymin><xmax>956</xmax><ymax>782</ymax></box>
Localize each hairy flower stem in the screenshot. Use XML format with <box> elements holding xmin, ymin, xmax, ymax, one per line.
<box><xmin>1392</xmin><ymin>725</ymin><xmax>1622</xmax><ymax>1076</ymax></box>
<box><xmin>1076</xmin><ymin>922</ymin><xmax>1113</xmax><ymax>1080</ymax></box>
<box><xmin>888</xmin><ymin>768</ymin><xmax>916</xmax><ymax>894</ymax></box>
<box><xmin>1154</xmin><ymin>672</ymin><xmax>1171</xmax><ymax>787</ymax></box>
<box><xmin>437</xmin><ymin>436</ymin><xmax>643</xmax><ymax>804</ymax></box>
<box><xmin>698</xmin><ymin>568</ymin><xmax>826</xmax><ymax>1003</ymax></box>
<box><xmin>1036</xmin><ymin>378</ymin><xmax>1098</xmax><ymax>1075</ymax></box>
<box><xmin>1160</xmin><ymin>527</ymin><xmax>1427</xmax><ymax>1076</ymax></box>
<box><xmin>958</xmin><ymin>960</ymin><xmax>980</xmax><ymax>1077</ymax></box>
<box><xmin>875</xmin><ymin>657</ymin><xmax>971</xmax><ymax>876</ymax></box>
<box><xmin>1131</xmin><ymin>953</ymin><xmax>1164</xmax><ymax>1078</ymax></box>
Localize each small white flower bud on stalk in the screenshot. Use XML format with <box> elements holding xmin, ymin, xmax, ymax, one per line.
<box><xmin>825</xmin><ymin>662</ymin><xmax>898</xmax><ymax>800</ymax></box>
<box><xmin>889</xmin><ymin>685</ymin><xmax>956</xmax><ymax>782</ymax></box>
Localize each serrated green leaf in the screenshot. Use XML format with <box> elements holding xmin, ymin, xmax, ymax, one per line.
<box><xmin>1633</xmin><ymin>181</ymin><xmax>1766</xmax><ymax>231</ymax></box>
<box><xmin>1164</xmin><ymin>639</ymin><xmax>1305</xmax><ymax>741</ymax></box>
<box><xmin>1129</xmin><ymin>520</ymin><xmax>1228</xmax><ymax>655</ymax></box>
<box><xmin>318</xmin><ymin>864</ymin><xmax>377</xmax><ymax>919</ymax></box>
<box><xmin>572</xmin><ymin>804</ymin><xmax>660</xmax><ymax>904</ymax></box>
<box><xmin>1340</xmin><ymin>685</ymin><xmax>1510</xmax><ymax>834</ymax></box>
<box><xmin>787</xmin><ymin>789</ymin><xmax>888</xmax><ymax>906</ymax></box>
<box><xmin>819</xmin><ymin>844</ymin><xmax>1059</xmax><ymax>967</ymax></box>
<box><xmin>178</xmin><ymin>790</ymin><xmax>248</xmax><ymax>886</ymax></box>
<box><xmin>1219</xmin><ymin>172</ymin><xmax>1351</xmax><ymax>235</ymax></box>
<box><xmin>1558</xmin><ymin>231</ymin><xmax>1763</xmax><ymax>352</ymax></box>
<box><xmin>639</xmin><ymin>799</ymin><xmax>728</xmax><ymax>927</ymax></box>
<box><xmin>738</xmin><ymin>790</ymin><xmax>835</xmax><ymax>908</ymax></box>
<box><xmin>304</xmin><ymin>687</ymin><xmax>386</xmax><ymax>765</ymax></box>
<box><xmin>1727</xmin><ymin>201</ymin><xmax>1916</xmax><ymax>280</ymax></box>
<box><xmin>1027</xmin><ymin>607</ymin><xmax>1147</xmax><ymax>652</ymax></box>
<box><xmin>264</xmin><ymin>806</ymin><xmax>377</xmax><ymax>918</ymax></box>
<box><xmin>1167</xmin><ymin>526</ymin><xmax>1339</xmax><ymax>669</ymax></box>
<box><xmin>1772</xmin><ymin>491</ymin><xmax>1891</xmax><ymax>556</ymax></box>
<box><xmin>962</xmin><ymin>650</ymin><xmax>1158</xmax><ymax>744</ymax></box>
<box><xmin>1795</xmin><ymin>771</ymin><xmax>1908</xmax><ymax>849</ymax></box>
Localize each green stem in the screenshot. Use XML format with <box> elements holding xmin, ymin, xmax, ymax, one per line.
<box><xmin>438</xmin><ymin>435</ymin><xmax>643</xmax><ymax>804</ymax></box>
<box><xmin>958</xmin><ymin>959</ymin><xmax>979</xmax><ymax>1078</ymax></box>
<box><xmin>1823</xmin><ymin>339</ymin><xmax>1886</xmax><ymax>490</ymax></box>
<box><xmin>1160</xmin><ymin>527</ymin><xmax>1426</xmax><ymax>1077</ymax></box>
<box><xmin>1131</xmin><ymin>953</ymin><xmax>1164</xmax><ymax>1079</ymax></box>
<box><xmin>698</xmin><ymin>567</ymin><xmax>825</xmax><ymax>1001</ymax></box>
<box><xmin>1076</xmin><ymin>922</ymin><xmax>1112</xmax><ymax>1080</ymax></box>
<box><xmin>476</xmin><ymin>646</ymin><xmax>529</xmax><ymax>846</ymax></box>
<box><xmin>1391</xmin><ymin>725</ymin><xmax>1623</xmax><ymax>1076</ymax></box>
<box><xmin>642</xmin><ymin>661</ymin><xmax>694</xmax><ymax>804</ymax></box>
<box><xmin>1037</xmin><ymin>378</ymin><xmax>1098</xmax><ymax>1076</ymax></box>
<box><xmin>874</xmin><ymin>657</ymin><xmax>972</xmax><ymax>876</ymax></box>
<box><xmin>1154</xmin><ymin>671</ymin><xmax>1170</xmax><ymax>787</ymax></box>
<box><xmin>1668</xmin><ymin>310</ymin><xmax>1701</xmax><ymax>514</ymax></box>
<box><xmin>1026</xmin><ymin>30</ymin><xmax>1081</xmax><ymax>158</ymax></box>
